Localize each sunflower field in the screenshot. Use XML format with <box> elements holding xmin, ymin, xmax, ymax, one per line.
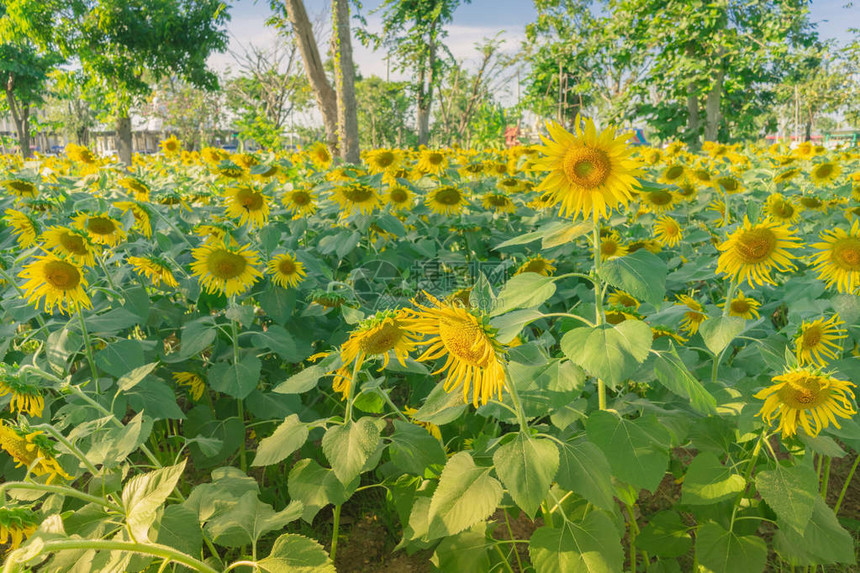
<box><xmin>0</xmin><ymin>124</ymin><xmax>859</xmax><ymax>573</ymax></box>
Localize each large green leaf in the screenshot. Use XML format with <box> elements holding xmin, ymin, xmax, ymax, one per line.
<box><xmin>412</xmin><ymin>381</ymin><xmax>467</xmax><ymax>425</ymax></box>
<box><xmin>755</xmin><ymin>463</ymin><xmax>818</xmax><ymax>536</ymax></box>
<box><xmin>321</xmin><ymin>417</ymin><xmax>384</xmax><ymax>485</ymax></box>
<box><xmin>491</xmin><ymin>273</ymin><xmax>557</xmax><ymax>316</ymax></box>
<box><xmin>493</xmin><ymin>433</ymin><xmax>559</xmax><ymax>518</ymax></box>
<box><xmin>252</xmin><ymin>414</ymin><xmax>309</xmax><ymax>467</ymax></box>
<box><xmin>699</xmin><ymin>316</ymin><xmax>746</xmax><ymax>356</ymax></box>
<box><xmin>586</xmin><ymin>411</ymin><xmax>670</xmax><ymax>493</ymax></box>
<box><xmin>431</xmin><ymin>524</ymin><xmax>491</xmax><ymax>573</ymax></box>
<box><xmin>273</xmin><ymin>353</ymin><xmax>340</xmax><ymax>394</ymax></box>
<box><xmin>653</xmin><ymin>343</ymin><xmax>717</xmax><ymax>414</ymax></box>
<box><xmin>696</xmin><ymin>522</ymin><xmax>767</xmax><ymax>573</ymax></box>
<box><xmin>529</xmin><ymin>512</ymin><xmax>624</xmax><ymax>573</ymax></box>
<box><xmin>773</xmin><ymin>496</ymin><xmax>856</xmax><ymax>566</ymax></box>
<box><xmin>258</xmin><ymin>534</ymin><xmax>335</xmax><ymax>573</ymax></box>
<box><xmin>427</xmin><ymin>451</ymin><xmax>503</xmax><ymax>539</ymax></box>
<box><xmin>155</xmin><ymin>505</ymin><xmax>202</xmax><ymax>558</ymax></box>
<box><xmin>599</xmin><ymin>250</ymin><xmax>667</xmax><ymax>305</ymax></box>
<box><xmin>288</xmin><ymin>458</ymin><xmax>358</xmax><ymax>523</ymax></box>
<box><xmin>388</xmin><ymin>420</ymin><xmax>447</xmax><ymax>476</ymax></box>
<box><xmin>179</xmin><ymin>317</ymin><xmax>217</xmax><ymax>358</ymax></box>
<box><xmin>251</xmin><ymin>325</ymin><xmax>301</xmax><ymax>361</ymax></box>
<box><xmin>205</xmin><ymin>491</ymin><xmax>302</xmax><ymax>548</ymax></box>
<box><xmin>561</xmin><ymin>320</ymin><xmax>652</xmax><ymax>387</ymax></box>
<box><xmin>209</xmin><ymin>354</ymin><xmax>261</xmax><ymax>399</ymax></box>
<box><xmin>121</xmin><ymin>461</ymin><xmax>186</xmax><ymax>541</ymax></box>
<box><xmin>116</xmin><ymin>362</ymin><xmax>158</xmax><ymax>393</ymax></box>
<box><xmin>636</xmin><ymin>511</ymin><xmax>692</xmax><ymax>558</ymax></box>
<box><xmin>555</xmin><ymin>439</ymin><xmax>616</xmax><ymax>511</ymax></box>
<box><xmin>680</xmin><ymin>452</ymin><xmax>745</xmax><ymax>505</ymax></box>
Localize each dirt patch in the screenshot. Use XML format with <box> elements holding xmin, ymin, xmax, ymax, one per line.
<box><xmin>330</xmin><ymin>514</ymin><xmax>433</xmax><ymax>573</ymax></box>
<box><xmin>490</xmin><ymin>508</ymin><xmax>540</xmax><ymax>572</ymax></box>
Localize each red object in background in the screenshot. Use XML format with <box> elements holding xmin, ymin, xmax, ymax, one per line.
<box><xmin>505</xmin><ymin>125</ymin><xmax>520</xmax><ymax>148</ymax></box>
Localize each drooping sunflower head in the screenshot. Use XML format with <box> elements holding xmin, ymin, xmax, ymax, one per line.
<box><xmin>0</xmin><ymin>364</ymin><xmax>44</xmax><ymax>418</ymax></box>
<box><xmin>798</xmin><ymin>195</ymin><xmax>825</xmax><ymax>211</ymax></box>
<box><xmin>216</xmin><ymin>160</ymin><xmax>246</xmax><ymax>179</ymax></box>
<box><xmin>267</xmin><ymin>253</ymin><xmax>307</xmax><ymax>289</ymax></box>
<box><xmin>282</xmin><ymin>187</ymin><xmax>317</xmax><ymax>217</ymax></box>
<box><xmin>408</xmin><ymin>293</ymin><xmax>507</xmax><ymax>407</ymax></box>
<box><xmin>65</xmin><ymin>143</ymin><xmax>97</xmax><ymax>165</ymax></box>
<box><xmin>426</xmin><ymin>185</ymin><xmax>469</xmax><ymax>215</ymax></box>
<box><xmin>19</xmin><ymin>255</ymin><xmax>91</xmax><ymax>315</ymax></box>
<box><xmin>717</xmin><ymin>175</ymin><xmax>743</xmax><ymax>194</ymax></box>
<box><xmin>764</xmin><ymin>193</ymin><xmax>800</xmax><ymax>224</ymax></box>
<box><xmin>773</xmin><ymin>167</ymin><xmax>801</xmax><ymax>185</ymax></box>
<box><xmin>201</xmin><ymin>147</ymin><xmax>229</xmax><ymax>165</ymax></box>
<box><xmin>809</xmin><ymin>161</ymin><xmax>840</xmax><ymax>185</ymax></box>
<box><xmin>755</xmin><ymin>368</ymin><xmax>856</xmax><ymax>438</ymax></box>
<box><xmin>160</xmin><ymin>136</ymin><xmax>182</xmax><ymax>155</ymax></box>
<box><xmin>190</xmin><ymin>242</ymin><xmax>263</xmax><ymax>297</ymax></box>
<box><xmin>2</xmin><ymin>179</ymin><xmax>38</xmax><ymax>199</ymax></box>
<box><xmin>676</xmin><ymin>292</ymin><xmax>706</xmax><ymax>335</ymax></box>
<box><xmin>173</xmin><ymin>372</ymin><xmax>206</xmax><ymax>401</ymax></box>
<box><xmin>795</xmin><ymin>315</ymin><xmax>846</xmax><ymax>367</ymax></box>
<box><xmin>306</xmin><ymin>142</ymin><xmax>333</xmax><ymax>169</ymax></box>
<box><xmin>607</xmin><ymin>289</ymin><xmax>640</xmax><ymax>310</ymax></box>
<box><xmin>514</xmin><ymin>255</ymin><xmax>556</xmax><ymax>277</ymax></box>
<box><xmin>117</xmin><ymin>177</ymin><xmax>151</xmax><ymax>201</ymax></box>
<box><xmin>811</xmin><ymin>220</ymin><xmax>860</xmax><ymax>294</ymax></box>
<box><xmin>482</xmin><ymin>192</ymin><xmax>517</xmax><ymax>214</ymax></box>
<box><xmin>386</xmin><ymin>185</ymin><xmax>414</xmax><ymax>210</ymax></box>
<box><xmin>127</xmin><ymin>255</ymin><xmax>178</xmax><ymax>288</ymax></box>
<box><xmin>0</xmin><ymin>506</ymin><xmax>40</xmax><ymax>551</ymax></box>
<box><xmin>224</xmin><ymin>185</ymin><xmax>270</xmax><ymax>229</ymax></box>
<box><xmin>72</xmin><ymin>213</ymin><xmax>127</xmax><ymax>247</ymax></box>
<box><xmin>332</xmin><ymin>183</ymin><xmax>382</xmax><ymax>216</ymax></box>
<box><xmin>0</xmin><ymin>422</ymin><xmax>71</xmax><ymax>483</ymax></box>
<box><xmin>721</xmin><ymin>290</ymin><xmax>760</xmax><ymax>320</ymax></box>
<box><xmin>534</xmin><ymin>117</ymin><xmax>642</xmax><ymax>222</ymax></box>
<box><xmin>715</xmin><ymin>218</ymin><xmax>802</xmax><ymax>288</ymax></box>
<box><xmin>41</xmin><ymin>226</ymin><xmax>97</xmax><ymax>266</ymax></box>
<box><xmin>3</xmin><ymin>209</ymin><xmax>39</xmax><ymax>248</ymax></box>
<box><xmin>653</xmin><ymin>215</ymin><xmax>682</xmax><ymax>247</ymax></box>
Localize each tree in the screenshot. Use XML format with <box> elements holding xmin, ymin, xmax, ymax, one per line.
<box><xmin>331</xmin><ymin>0</ymin><xmax>360</xmax><ymax>163</ymax></box>
<box><xmin>146</xmin><ymin>78</ymin><xmax>226</xmax><ymax>150</ymax></box>
<box><xmin>365</xmin><ymin>0</ymin><xmax>467</xmax><ymax>146</ymax></box>
<box><xmin>41</xmin><ymin>70</ymin><xmax>109</xmax><ymax>146</ymax></box>
<box><xmin>355</xmin><ymin>76</ymin><xmax>413</xmax><ymax>148</ymax></box>
<box><xmin>7</xmin><ymin>0</ymin><xmax>229</xmax><ymax>164</ymax></box>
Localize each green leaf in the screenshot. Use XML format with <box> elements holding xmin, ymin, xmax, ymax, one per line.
<box><xmin>699</xmin><ymin>316</ymin><xmax>746</xmax><ymax>356</ymax></box>
<box><xmin>388</xmin><ymin>420</ymin><xmax>447</xmax><ymax>476</ymax></box>
<box><xmin>755</xmin><ymin>463</ymin><xmax>818</xmax><ymax>535</ymax></box>
<box><xmin>321</xmin><ymin>417</ymin><xmax>383</xmax><ymax>485</ymax></box>
<box><xmin>273</xmin><ymin>353</ymin><xmax>340</xmax><ymax>394</ymax></box>
<box><xmin>542</xmin><ymin>220</ymin><xmax>595</xmax><ymax>249</ymax></box>
<box><xmin>252</xmin><ymin>414</ymin><xmax>309</xmax><ymax>467</ymax></box>
<box><xmin>412</xmin><ymin>381</ymin><xmax>467</xmax><ymax>425</ymax></box>
<box><xmin>529</xmin><ymin>512</ymin><xmax>624</xmax><ymax>573</ymax></box>
<box><xmin>773</xmin><ymin>495</ymin><xmax>855</xmax><ymax>566</ymax></box>
<box><xmin>87</xmin><ymin>308</ymin><xmax>141</xmax><ymax>333</ymax></box>
<box><xmin>95</xmin><ymin>339</ymin><xmax>144</xmax><ymax>377</ymax></box>
<box><xmin>490</xmin><ymin>309</ymin><xmax>543</xmax><ymax>344</ymax></box>
<box><xmin>86</xmin><ymin>412</ymin><xmax>148</xmax><ymax>468</ymax></box>
<box><xmin>696</xmin><ymin>522</ymin><xmax>767</xmax><ymax>573</ymax></box>
<box><xmin>492</xmin><ymin>433</ymin><xmax>559</xmax><ymax>518</ymax></box>
<box><xmin>121</xmin><ymin>461</ymin><xmax>186</xmax><ymax>541</ymax></box>
<box><xmin>156</xmin><ymin>505</ymin><xmax>202</xmax><ymax>558</ymax></box>
<box><xmin>258</xmin><ymin>533</ymin><xmax>336</xmax><ymax>573</ymax></box>
<box><xmin>427</xmin><ymin>451</ymin><xmax>503</xmax><ymax>539</ymax></box>
<box><xmin>179</xmin><ymin>317</ymin><xmax>217</xmax><ymax>358</ymax></box>
<box><xmin>431</xmin><ymin>524</ymin><xmax>491</xmax><ymax>573</ymax></box>
<box><xmin>599</xmin><ymin>250</ymin><xmax>667</xmax><ymax>306</ymax></box>
<box><xmin>288</xmin><ymin>458</ymin><xmax>358</xmax><ymax>523</ymax></box>
<box><xmin>680</xmin><ymin>452</ymin><xmax>745</xmax><ymax>505</ymax></box>
<box><xmin>555</xmin><ymin>440</ymin><xmax>616</xmax><ymax>511</ymax></box>
<box><xmin>183</xmin><ymin>467</ymin><xmax>260</xmax><ymax>522</ymax></box>
<box><xmin>209</xmin><ymin>354</ymin><xmax>261</xmax><ymax>399</ymax></box>
<box><xmin>205</xmin><ymin>491</ymin><xmax>303</xmax><ymax>548</ymax></box>
<box><xmin>586</xmin><ymin>411</ymin><xmax>670</xmax><ymax>493</ymax></box>
<box><xmin>46</xmin><ymin>327</ymin><xmax>82</xmax><ymax>370</ymax></box>
<box><xmin>561</xmin><ymin>320</ymin><xmax>652</xmax><ymax>387</ymax></box>
<box><xmin>125</xmin><ymin>378</ymin><xmax>185</xmax><ymax>420</ymax></box>
<box><xmin>116</xmin><ymin>362</ymin><xmax>158</xmax><ymax>393</ymax></box>
<box><xmin>653</xmin><ymin>343</ymin><xmax>717</xmax><ymax>414</ymax></box>
<box><xmin>491</xmin><ymin>274</ymin><xmax>556</xmax><ymax>317</ymax></box>
<box><xmin>251</xmin><ymin>325</ymin><xmax>301</xmax><ymax>361</ymax></box>
<box><xmin>636</xmin><ymin>511</ymin><xmax>692</xmax><ymax>558</ymax></box>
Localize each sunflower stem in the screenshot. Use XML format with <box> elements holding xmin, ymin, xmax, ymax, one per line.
<box><xmin>76</xmin><ymin>303</ymin><xmax>100</xmax><ymax>393</ymax></box>
<box><xmin>377</xmin><ymin>388</ymin><xmax>410</xmax><ymax>422</ymax></box>
<box><xmin>96</xmin><ymin>253</ymin><xmax>118</xmax><ymax>293</ymax></box>
<box><xmin>722</xmin><ymin>277</ymin><xmax>738</xmax><ymax>317</ymax></box>
<box><xmin>34</xmin><ymin>423</ymin><xmax>100</xmax><ymax>477</ymax></box>
<box><xmin>819</xmin><ymin>456</ymin><xmax>831</xmax><ymax>499</ymax></box>
<box><xmin>229</xmin><ymin>313</ymin><xmax>248</xmax><ymax>473</ymax></box>
<box><xmin>493</xmin><ymin>544</ymin><xmax>517</xmax><ymax>573</ymax></box>
<box><xmin>503</xmin><ymin>508</ymin><xmax>525</xmax><ymax>573</ymax></box>
<box><xmin>343</xmin><ymin>353</ymin><xmax>363</xmax><ymax>424</ymax></box>
<box><xmin>834</xmin><ymin>454</ymin><xmax>859</xmax><ymax>515</ymax></box>
<box><xmin>590</xmin><ymin>225</ymin><xmax>608</xmax><ymax>411</ymax></box>
<box><xmin>502</xmin><ymin>364</ymin><xmax>530</xmax><ymax>434</ymax></box>
<box><xmin>330</xmin><ymin>503</ymin><xmax>342</xmax><ymax>563</ymax></box>
<box><xmin>731</xmin><ymin>430</ymin><xmax>764</xmax><ymax>530</ymax></box>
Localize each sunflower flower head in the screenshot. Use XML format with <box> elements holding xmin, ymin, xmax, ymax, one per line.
<box><xmin>755</xmin><ymin>367</ymin><xmax>855</xmax><ymax>439</ymax></box>
<box><xmin>0</xmin><ymin>506</ymin><xmax>39</xmax><ymax>551</ymax></box>
<box><xmin>160</xmin><ymin>136</ymin><xmax>182</xmax><ymax>155</ymax></box>
<box><xmin>676</xmin><ymin>292</ymin><xmax>707</xmax><ymax>335</ymax></box>
<box><xmin>173</xmin><ymin>372</ymin><xmax>206</xmax><ymax>401</ymax></box>
<box><xmin>2</xmin><ymin>179</ymin><xmax>38</xmax><ymax>199</ymax></box>
<box><xmin>224</xmin><ymin>185</ymin><xmax>270</xmax><ymax>229</ymax></box>
<box><xmin>653</xmin><ymin>215</ymin><xmax>682</xmax><ymax>247</ymax></box>
<box><xmin>514</xmin><ymin>255</ymin><xmax>556</xmax><ymax>277</ymax></box>
<box><xmin>795</xmin><ymin>315</ymin><xmax>846</xmax><ymax>367</ymax></box>
<box><xmin>426</xmin><ymin>185</ymin><xmax>469</xmax><ymax>215</ymax></box>
<box><xmin>0</xmin><ymin>422</ymin><xmax>71</xmax><ymax>483</ymax></box>
<box><xmin>534</xmin><ymin>117</ymin><xmax>641</xmax><ymax>222</ymax></box>
<box><xmin>715</xmin><ymin>217</ymin><xmax>802</xmax><ymax>288</ymax></box>
<box><xmin>811</xmin><ymin>220</ymin><xmax>860</xmax><ymax>294</ymax></box>
<box><xmin>282</xmin><ymin>187</ymin><xmax>317</xmax><ymax>218</ymax></box>
<box><xmin>190</xmin><ymin>241</ymin><xmax>262</xmax><ymax>297</ymax></box>
<box><xmin>72</xmin><ymin>213</ymin><xmax>126</xmax><ymax>247</ymax></box>
<box><xmin>720</xmin><ymin>290</ymin><xmax>760</xmax><ymax>319</ymax></box>
<box><xmin>408</xmin><ymin>293</ymin><xmax>507</xmax><ymax>407</ymax></box>
<box><xmin>41</xmin><ymin>226</ymin><xmax>97</xmax><ymax>266</ymax></box>
<box><xmin>607</xmin><ymin>290</ymin><xmax>640</xmax><ymax>310</ymax></box>
<box><xmin>332</xmin><ymin>183</ymin><xmax>382</xmax><ymax>216</ymax></box>
<box><xmin>267</xmin><ymin>253</ymin><xmax>307</xmax><ymax>289</ymax></box>
<box><xmin>127</xmin><ymin>255</ymin><xmax>178</xmax><ymax>288</ymax></box>
<box><xmin>0</xmin><ymin>365</ymin><xmax>44</xmax><ymax>418</ymax></box>
<box><xmin>3</xmin><ymin>209</ymin><xmax>39</xmax><ymax>248</ymax></box>
<box><xmin>19</xmin><ymin>254</ymin><xmax>91</xmax><ymax>314</ymax></box>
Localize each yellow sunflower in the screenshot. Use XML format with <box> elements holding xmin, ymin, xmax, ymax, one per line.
<box><xmin>651</xmin><ymin>325</ymin><xmax>687</xmax><ymax>344</ymax></box>
<box><xmin>796</xmin><ymin>315</ymin><xmax>846</xmax><ymax>367</ymax></box>
<box><xmin>675</xmin><ymin>180</ymin><xmax>698</xmax><ymax>201</ymax></box>
<box><xmin>514</xmin><ymin>255</ymin><xmax>556</xmax><ymax>277</ymax></box>
<box><xmin>482</xmin><ymin>192</ymin><xmax>517</xmax><ymax>214</ymax></box>
<box><xmin>792</xmin><ymin>141</ymin><xmax>817</xmax><ymax>160</ymax></box>
<box><xmin>720</xmin><ymin>290</ymin><xmax>760</xmax><ymax>319</ymax></box>
<box><xmin>331</xmin><ymin>183</ymin><xmax>382</xmax><ymax>216</ymax></box>
<box><xmin>201</xmin><ymin>147</ymin><xmax>229</xmax><ymax>165</ymax></box>
<box><xmin>173</xmin><ymin>372</ymin><xmax>205</xmax><ymax>401</ymax></box>
<box><xmin>232</xmin><ymin>152</ymin><xmax>259</xmax><ymax>169</ymax></box>
<box><xmin>676</xmin><ymin>293</ymin><xmax>706</xmax><ymax>335</ymax></box>
<box><xmin>117</xmin><ymin>177</ymin><xmax>151</xmax><ymax>201</ymax></box>
<box><xmin>216</xmin><ymin>161</ymin><xmax>246</xmax><ymax>179</ymax></box>
<box><xmin>764</xmin><ymin>193</ymin><xmax>800</xmax><ymax>224</ymax></box>
<box><xmin>0</xmin><ymin>422</ymin><xmax>71</xmax><ymax>483</ymax></box>
<box><xmin>715</xmin><ymin>218</ymin><xmax>801</xmax><ymax>288</ymax></box>
<box><xmin>755</xmin><ymin>368</ymin><xmax>855</xmax><ymax>438</ymax></box>
<box><xmin>72</xmin><ymin>213</ymin><xmax>126</xmax><ymax>247</ymax></box>
<box><xmin>426</xmin><ymin>186</ymin><xmax>469</xmax><ymax>215</ymax></box>
<box><xmin>600</xmin><ymin>231</ymin><xmax>628</xmax><ymax>260</ymax></box>
<box><xmin>811</xmin><ymin>220</ymin><xmax>860</xmax><ymax>293</ymax></box>
<box><xmin>658</xmin><ymin>164</ymin><xmax>686</xmax><ymax>186</ymax></box>
<box><xmin>416</xmin><ymin>149</ymin><xmax>449</xmax><ymax>175</ymax></box>
<box><xmin>332</xmin><ymin>310</ymin><xmax>420</xmax><ymax>399</ymax></box>
<box><xmin>809</xmin><ymin>161</ymin><xmax>840</xmax><ymax>185</ymax></box>
<box><xmin>3</xmin><ymin>209</ymin><xmax>39</xmax><ymax>248</ymax></box>
<box><xmin>607</xmin><ymin>290</ymin><xmax>639</xmax><ymax>310</ymax></box>
<box><xmin>160</xmin><ymin>135</ymin><xmax>182</xmax><ymax>155</ymax></box>
<box><xmin>534</xmin><ymin>117</ymin><xmax>641</xmax><ymax>222</ymax></box>
<box><xmin>653</xmin><ymin>215</ymin><xmax>682</xmax><ymax>247</ymax></box>
<box><xmin>408</xmin><ymin>293</ymin><xmax>507</xmax><ymax>407</ymax></box>
<box><xmin>41</xmin><ymin>226</ymin><xmax>97</xmax><ymax>266</ymax></box>
<box><xmin>0</xmin><ymin>507</ymin><xmax>39</xmax><ymax>551</ymax></box>
<box><xmin>708</xmin><ymin>199</ymin><xmax>729</xmax><ymax>227</ymax></box>
<box><xmin>0</xmin><ymin>365</ymin><xmax>44</xmax><ymax>417</ymax></box>
<box><xmin>65</xmin><ymin>143</ymin><xmax>98</xmax><ymax>165</ymax></box>
<box><xmin>20</xmin><ymin>255</ymin><xmax>91</xmax><ymax>314</ymax></box>
<box><xmin>1</xmin><ymin>179</ymin><xmax>38</xmax><ymax>199</ymax></box>
<box><xmin>798</xmin><ymin>195</ymin><xmax>825</xmax><ymax>211</ymax></box>
<box><xmin>773</xmin><ymin>167</ymin><xmax>801</xmax><ymax>184</ymax></box>
<box><xmin>282</xmin><ymin>187</ymin><xmax>318</xmax><ymax>218</ymax></box>
<box><xmin>497</xmin><ymin>176</ymin><xmax>525</xmax><ymax>193</ymax></box>
<box><xmin>224</xmin><ymin>185</ymin><xmax>270</xmax><ymax>229</ymax></box>
<box><xmin>364</xmin><ymin>149</ymin><xmax>402</xmax><ymax>174</ymax></box>
<box><xmin>190</xmin><ymin>242</ymin><xmax>262</xmax><ymax>297</ymax></box>
<box><xmin>267</xmin><ymin>253</ymin><xmax>307</xmax><ymax>289</ymax></box>
<box><xmin>306</xmin><ymin>142</ymin><xmax>333</xmax><ymax>169</ymax></box>
<box><xmin>717</xmin><ymin>175</ymin><xmax>744</xmax><ymax>194</ymax></box>
<box><xmin>386</xmin><ymin>185</ymin><xmax>415</xmax><ymax>211</ymax></box>
<box><xmin>113</xmin><ymin>201</ymin><xmax>152</xmax><ymax>237</ymax></box>
<box><xmin>127</xmin><ymin>256</ymin><xmax>179</xmax><ymax>288</ymax></box>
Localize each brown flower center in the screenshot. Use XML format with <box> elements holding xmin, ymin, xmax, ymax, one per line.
<box><xmin>358</xmin><ymin>321</ymin><xmax>402</xmax><ymax>355</ymax></box>
<box><xmin>87</xmin><ymin>217</ymin><xmax>117</xmax><ymax>236</ymax></box>
<box><xmin>801</xmin><ymin>326</ymin><xmax>822</xmax><ymax>349</ymax></box>
<box><xmin>734</xmin><ymin>228</ymin><xmax>776</xmax><ymax>263</ymax></box>
<box><xmin>236</xmin><ymin>188</ymin><xmax>264</xmax><ymax>211</ymax></box>
<box><xmin>43</xmin><ymin>260</ymin><xmax>81</xmax><ymax>290</ymax></box>
<box><xmin>563</xmin><ymin>146</ymin><xmax>611</xmax><ymax>189</ymax></box>
<box><xmin>426</xmin><ymin>152</ymin><xmax>444</xmax><ymax>166</ymax></box>
<box><xmin>647</xmin><ymin>190</ymin><xmax>672</xmax><ymax>206</ymax></box>
<box><xmin>438</xmin><ymin>315</ymin><xmax>488</xmax><ymax>367</ymax></box>
<box><xmin>434</xmin><ymin>187</ymin><xmax>462</xmax><ymax>206</ymax></box>
<box><xmin>814</xmin><ymin>164</ymin><xmax>833</xmax><ymax>178</ymax></box>
<box><xmin>832</xmin><ymin>238</ymin><xmax>860</xmax><ymax>270</ymax></box>
<box><xmin>59</xmin><ymin>231</ymin><xmax>89</xmax><ymax>256</ymax></box>
<box><xmin>342</xmin><ymin>185</ymin><xmax>374</xmax><ymax>203</ymax></box>
<box><xmin>374</xmin><ymin>151</ymin><xmax>395</xmax><ymax>168</ymax></box>
<box><xmin>730</xmin><ymin>299</ymin><xmax>750</xmax><ymax>315</ymax></box>
<box><xmin>664</xmin><ymin>166</ymin><xmax>684</xmax><ymax>181</ymax></box>
<box><xmin>278</xmin><ymin>258</ymin><xmax>296</xmax><ymax>275</ymax></box>
<box><xmin>206</xmin><ymin>249</ymin><xmax>247</xmax><ymax>279</ymax></box>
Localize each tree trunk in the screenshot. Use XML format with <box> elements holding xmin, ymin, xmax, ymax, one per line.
<box><xmin>704</xmin><ymin>58</ymin><xmax>725</xmax><ymax>142</ymax></box>
<box><xmin>416</xmin><ymin>20</ymin><xmax>438</xmax><ymax>146</ymax></box>
<box><xmin>4</xmin><ymin>82</ymin><xmax>32</xmax><ymax>158</ymax></box>
<box><xmin>116</xmin><ymin>114</ymin><xmax>133</xmax><ymax>164</ymax></box>
<box><xmin>332</xmin><ymin>0</ymin><xmax>360</xmax><ymax>164</ymax></box>
<box><xmin>684</xmin><ymin>44</ymin><xmax>701</xmax><ymax>151</ymax></box>
<box><xmin>283</xmin><ymin>0</ymin><xmax>339</xmax><ymax>156</ymax></box>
